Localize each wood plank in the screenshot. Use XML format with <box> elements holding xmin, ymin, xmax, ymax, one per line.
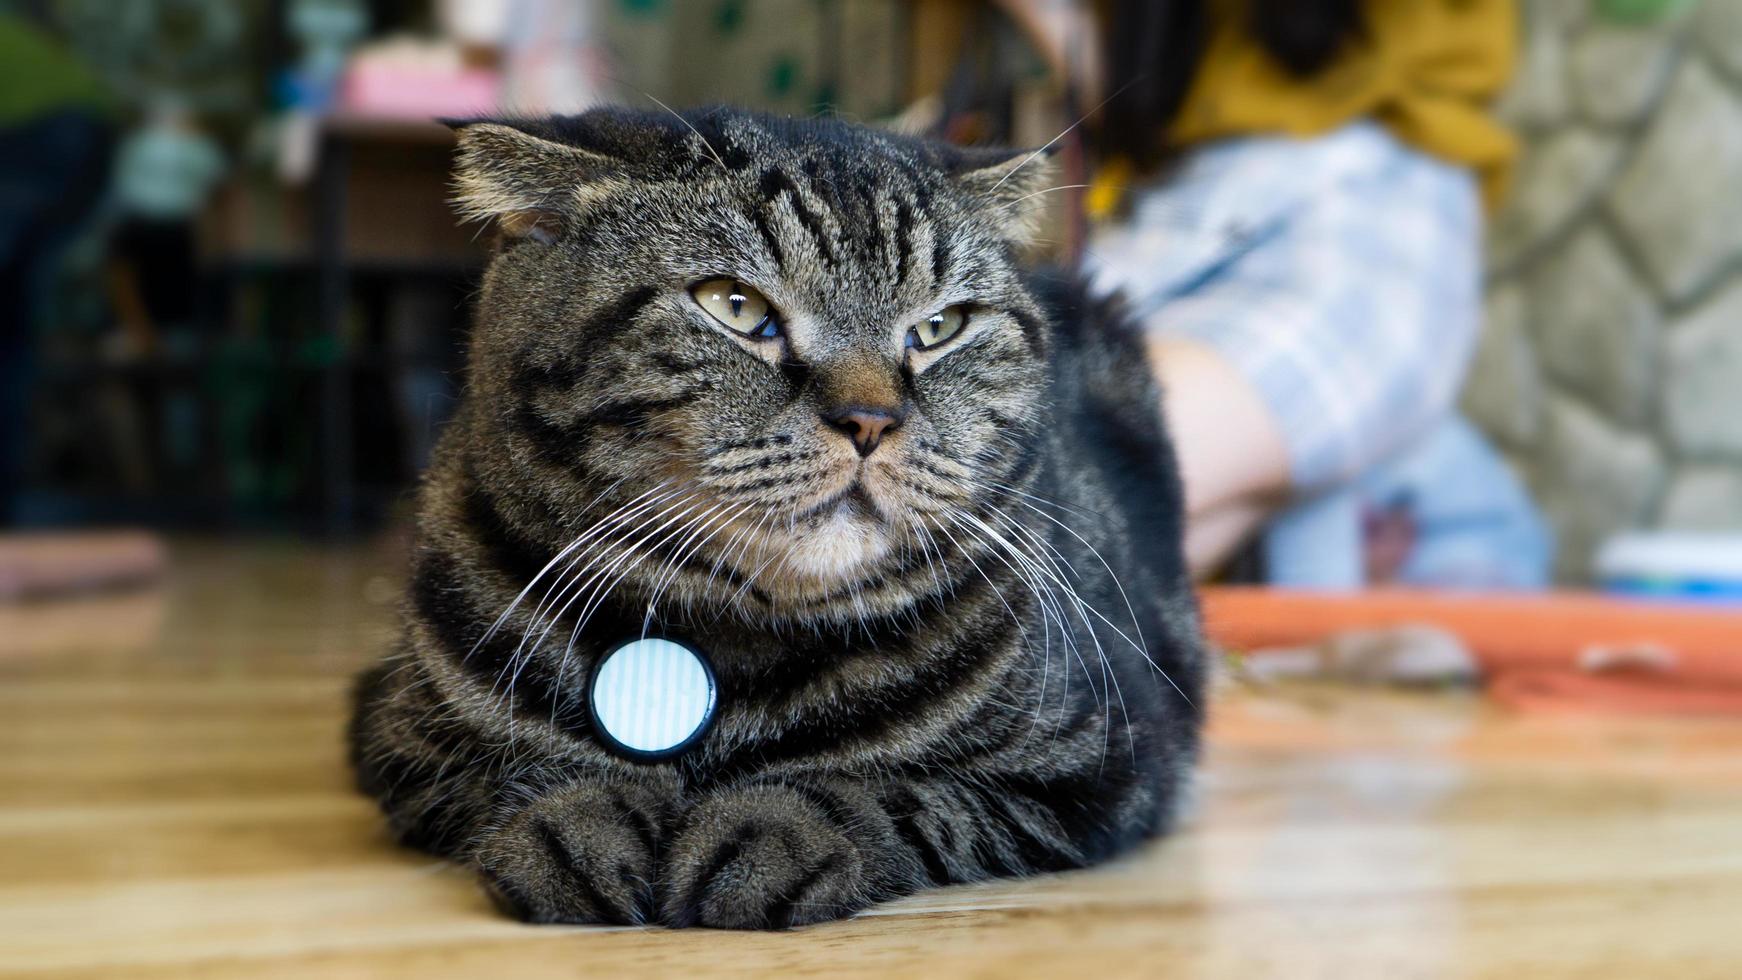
<box><xmin>2</xmin><ymin>540</ymin><xmax>1741</xmax><ymax>977</ymax></box>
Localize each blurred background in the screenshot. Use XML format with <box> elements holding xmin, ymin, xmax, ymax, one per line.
<box><xmin>0</xmin><ymin>0</ymin><xmax>1738</xmax><ymax>599</ymax></box>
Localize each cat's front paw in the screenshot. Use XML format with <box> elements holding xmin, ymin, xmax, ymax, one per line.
<box><xmin>660</xmin><ymin>782</ymin><xmax>872</xmax><ymax>929</ymax></box>
<box><xmin>474</xmin><ymin>781</ymin><xmax>668</xmax><ymax>925</ymax></box>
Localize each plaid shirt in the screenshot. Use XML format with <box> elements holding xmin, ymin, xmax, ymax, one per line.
<box><xmin>1084</xmin><ymin>121</ymin><xmax>1483</xmax><ymax>493</ymax></box>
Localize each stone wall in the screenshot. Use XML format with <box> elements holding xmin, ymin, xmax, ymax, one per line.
<box><xmin>1463</xmin><ymin>0</ymin><xmax>1742</xmax><ymax>580</ymax></box>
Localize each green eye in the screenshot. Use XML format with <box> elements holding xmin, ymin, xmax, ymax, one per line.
<box><xmin>907</xmin><ymin>305</ymin><xmax>968</xmax><ymax>350</ymax></box>
<box><xmin>692</xmin><ymin>278</ymin><xmax>781</xmax><ymax>339</ymax></box>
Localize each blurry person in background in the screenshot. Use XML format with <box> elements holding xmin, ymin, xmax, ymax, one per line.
<box><xmin>1075</xmin><ymin>0</ymin><xmax>1552</xmax><ymax>589</ymax></box>
<box><xmin>0</xmin><ymin>13</ymin><xmax>163</xmax><ymax>599</ymax></box>
<box><xmin>105</xmin><ymin>95</ymin><xmax>226</xmax><ymax>360</ymax></box>
<box><xmin>0</xmin><ymin>12</ymin><xmax>114</xmax><ymax>523</ymax></box>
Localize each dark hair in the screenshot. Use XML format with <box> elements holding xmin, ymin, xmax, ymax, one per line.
<box><xmin>1099</xmin><ymin>0</ymin><xmax>1364</xmax><ymax>167</ymax></box>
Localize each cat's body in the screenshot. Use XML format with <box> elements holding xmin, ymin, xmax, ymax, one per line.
<box><xmin>351</xmin><ymin>106</ymin><xmax>1207</xmax><ymax>929</ymax></box>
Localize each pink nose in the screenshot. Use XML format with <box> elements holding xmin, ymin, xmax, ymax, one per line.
<box><xmin>824</xmin><ymin>406</ymin><xmax>904</xmax><ymax>457</ymax></box>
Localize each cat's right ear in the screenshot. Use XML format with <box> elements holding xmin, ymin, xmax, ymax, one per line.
<box><xmin>446</xmin><ymin>120</ymin><xmax>624</xmax><ymax>240</ymax></box>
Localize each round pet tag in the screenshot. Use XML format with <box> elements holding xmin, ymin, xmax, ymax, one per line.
<box><xmin>587</xmin><ymin>637</ymin><xmax>717</xmax><ymax>761</ymax></box>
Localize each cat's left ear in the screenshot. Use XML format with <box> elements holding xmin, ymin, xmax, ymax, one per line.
<box><xmin>444</xmin><ymin>119</ymin><xmax>625</xmax><ymax>241</ymax></box>
<box><xmin>950</xmin><ymin>146</ymin><xmax>1059</xmax><ymax>245</ymax></box>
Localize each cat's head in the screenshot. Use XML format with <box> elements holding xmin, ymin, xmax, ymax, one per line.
<box><xmin>452</xmin><ymin>106</ymin><xmax>1055</xmax><ymax>605</ymax></box>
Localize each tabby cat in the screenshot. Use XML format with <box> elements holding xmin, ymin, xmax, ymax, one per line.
<box><xmin>350</xmin><ymin>106</ymin><xmax>1207</xmax><ymax>930</ymax></box>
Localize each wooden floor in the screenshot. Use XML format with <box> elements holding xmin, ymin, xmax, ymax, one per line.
<box><xmin>5</xmin><ymin>539</ymin><xmax>1742</xmax><ymax>978</ymax></box>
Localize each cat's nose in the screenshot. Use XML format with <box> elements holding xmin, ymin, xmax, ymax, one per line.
<box><xmin>824</xmin><ymin>405</ymin><xmax>904</xmax><ymax>457</ymax></box>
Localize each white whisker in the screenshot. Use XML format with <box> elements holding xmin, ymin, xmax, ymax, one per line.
<box><xmin>643</xmin><ymin>90</ymin><xmax>728</xmax><ymax>171</ymax></box>
<box><xmin>988</xmin><ymin>79</ymin><xmax>1141</xmax><ymax>194</ymax></box>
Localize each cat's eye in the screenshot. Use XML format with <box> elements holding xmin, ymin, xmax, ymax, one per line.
<box><xmin>692</xmin><ymin>278</ymin><xmax>782</xmax><ymax>340</ymax></box>
<box><xmin>907</xmin><ymin>305</ymin><xmax>968</xmax><ymax>350</ymax></box>
<box><xmin>498</xmin><ymin>209</ymin><xmax>561</xmax><ymax>245</ymax></box>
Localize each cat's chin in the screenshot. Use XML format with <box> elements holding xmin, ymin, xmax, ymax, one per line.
<box><xmin>752</xmin><ymin>502</ymin><xmax>895</xmax><ymax>594</ymax></box>
<box><xmin>790</xmin><ymin>505</ymin><xmax>894</xmax><ymax>577</ymax></box>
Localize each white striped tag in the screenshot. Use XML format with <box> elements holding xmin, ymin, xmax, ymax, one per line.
<box><xmin>589</xmin><ymin>638</ymin><xmax>717</xmax><ymax>759</ymax></box>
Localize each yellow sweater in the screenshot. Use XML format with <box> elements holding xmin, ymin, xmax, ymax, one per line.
<box><xmin>1171</xmin><ymin>0</ymin><xmax>1518</xmax><ymax>209</ymax></box>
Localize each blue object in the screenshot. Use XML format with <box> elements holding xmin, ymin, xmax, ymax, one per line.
<box><xmin>1597</xmin><ymin>533</ymin><xmax>1742</xmax><ymax>606</ymax></box>
<box><xmin>588</xmin><ymin>637</ymin><xmax>717</xmax><ymax>761</ymax></box>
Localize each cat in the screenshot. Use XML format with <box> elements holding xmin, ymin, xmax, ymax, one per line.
<box><xmin>350</xmin><ymin>105</ymin><xmax>1207</xmax><ymax>930</ymax></box>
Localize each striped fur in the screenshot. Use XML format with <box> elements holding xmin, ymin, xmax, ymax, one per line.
<box><xmin>350</xmin><ymin>107</ymin><xmax>1206</xmax><ymax>930</ymax></box>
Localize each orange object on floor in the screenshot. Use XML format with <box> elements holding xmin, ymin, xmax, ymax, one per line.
<box><xmin>1197</xmin><ymin>587</ymin><xmax>1742</xmax><ymax>715</ymax></box>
